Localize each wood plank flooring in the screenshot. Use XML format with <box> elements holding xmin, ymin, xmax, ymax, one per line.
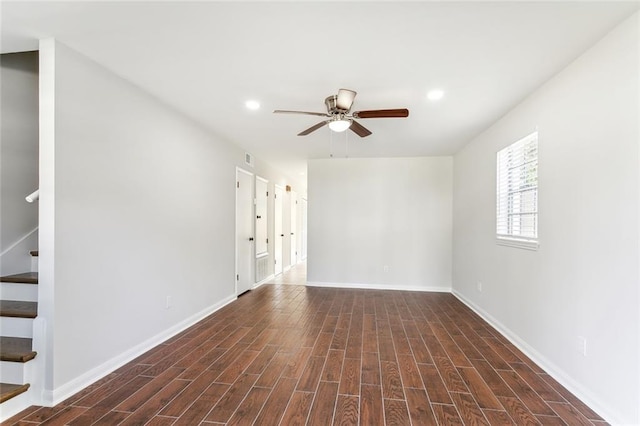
<box><xmin>2</xmin><ymin>263</ymin><xmax>608</xmax><ymax>425</ymax></box>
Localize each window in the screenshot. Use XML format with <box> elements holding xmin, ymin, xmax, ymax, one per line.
<box><xmin>496</xmin><ymin>131</ymin><xmax>538</xmax><ymax>250</ymax></box>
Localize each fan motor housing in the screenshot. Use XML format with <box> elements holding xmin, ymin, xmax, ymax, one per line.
<box><xmin>325</xmin><ymin>95</ymin><xmax>345</xmax><ymax>114</ymax></box>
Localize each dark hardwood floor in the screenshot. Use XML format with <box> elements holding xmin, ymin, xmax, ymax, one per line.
<box><xmin>3</xmin><ymin>263</ymin><xmax>607</xmax><ymax>425</ymax></box>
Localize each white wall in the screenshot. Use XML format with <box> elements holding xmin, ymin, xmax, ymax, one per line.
<box><xmin>308</xmin><ymin>157</ymin><xmax>452</xmax><ymax>291</ymax></box>
<box><xmin>0</xmin><ymin>51</ymin><xmax>39</xmax><ymax>275</ymax></box>
<box><xmin>38</xmin><ymin>39</ymin><xmax>305</xmax><ymax>403</ymax></box>
<box><xmin>452</xmin><ymin>13</ymin><xmax>639</xmax><ymax>425</ymax></box>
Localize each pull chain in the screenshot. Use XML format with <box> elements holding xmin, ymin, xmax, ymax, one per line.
<box><xmin>345</xmin><ymin>127</ymin><xmax>349</xmax><ymax>158</ymax></box>
<box><xmin>330</xmin><ymin>127</ymin><xmax>334</xmax><ymax>158</ymax></box>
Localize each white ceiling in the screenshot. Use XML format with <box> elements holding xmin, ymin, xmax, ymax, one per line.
<box><xmin>2</xmin><ymin>1</ymin><xmax>638</xmax><ymax>178</ymax></box>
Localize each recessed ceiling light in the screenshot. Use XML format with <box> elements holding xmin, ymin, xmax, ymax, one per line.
<box><xmin>245</xmin><ymin>100</ymin><xmax>260</xmax><ymax>110</ymax></box>
<box><xmin>427</xmin><ymin>89</ymin><xmax>444</xmax><ymax>101</ymax></box>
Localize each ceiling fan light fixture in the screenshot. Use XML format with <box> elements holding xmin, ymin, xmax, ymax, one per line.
<box><xmin>328</xmin><ymin>118</ymin><xmax>351</xmax><ymax>132</ymax></box>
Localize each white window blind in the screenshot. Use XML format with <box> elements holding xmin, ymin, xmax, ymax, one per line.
<box><xmin>496</xmin><ymin>132</ymin><xmax>538</xmax><ymax>248</ymax></box>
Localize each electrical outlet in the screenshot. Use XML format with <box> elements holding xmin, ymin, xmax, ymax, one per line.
<box><xmin>166</xmin><ymin>296</ymin><xmax>172</xmax><ymax>309</ymax></box>
<box><xmin>477</xmin><ymin>281</ymin><xmax>483</xmax><ymax>292</ymax></box>
<box><xmin>578</xmin><ymin>336</ymin><xmax>587</xmax><ymax>356</ymax></box>
<box><xmin>383</xmin><ymin>265</ymin><xmax>389</xmax><ymax>273</ymax></box>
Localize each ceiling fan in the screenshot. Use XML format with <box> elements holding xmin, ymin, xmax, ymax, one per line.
<box><xmin>274</xmin><ymin>88</ymin><xmax>409</xmax><ymax>138</ymax></box>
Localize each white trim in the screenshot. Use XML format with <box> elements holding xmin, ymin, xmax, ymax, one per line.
<box><xmin>496</xmin><ymin>236</ymin><xmax>539</xmax><ymax>251</ymax></box>
<box><xmin>451</xmin><ymin>289</ymin><xmax>617</xmax><ymax>425</ymax></box>
<box><xmin>47</xmin><ymin>294</ymin><xmax>236</xmax><ymax>407</ymax></box>
<box><xmin>306</xmin><ymin>281</ymin><xmax>451</xmax><ymax>293</ymax></box>
<box><xmin>0</xmin><ymin>227</ymin><xmax>38</xmax><ymax>257</ymax></box>
<box><xmin>253</xmin><ymin>273</ymin><xmax>275</xmax><ymax>289</ymax></box>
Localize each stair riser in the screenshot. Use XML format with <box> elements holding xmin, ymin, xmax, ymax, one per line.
<box><xmin>0</xmin><ymin>317</ymin><xmax>33</xmax><ymax>338</ymax></box>
<box><xmin>0</xmin><ymin>386</ymin><xmax>32</xmax><ymax>422</ymax></box>
<box><xmin>0</xmin><ymin>283</ymin><xmax>38</xmax><ymax>302</ymax></box>
<box><xmin>0</xmin><ymin>360</ymin><xmax>34</xmax><ymax>384</ymax></box>
<box><xmin>31</xmin><ymin>257</ymin><xmax>38</xmax><ymax>273</ymax></box>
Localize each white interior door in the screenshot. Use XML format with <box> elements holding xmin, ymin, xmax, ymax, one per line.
<box><xmin>290</xmin><ymin>191</ymin><xmax>297</xmax><ymax>266</ymax></box>
<box><xmin>274</xmin><ymin>185</ymin><xmax>283</xmax><ymax>275</ymax></box>
<box><xmin>236</xmin><ymin>168</ymin><xmax>253</xmax><ymax>295</ymax></box>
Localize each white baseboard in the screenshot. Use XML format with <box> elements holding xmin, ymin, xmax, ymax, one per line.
<box><xmin>306</xmin><ymin>281</ymin><xmax>451</xmax><ymax>293</ymax></box>
<box><xmin>46</xmin><ymin>294</ymin><xmax>237</xmax><ymax>406</ymax></box>
<box><xmin>253</xmin><ymin>274</ymin><xmax>274</xmax><ymax>289</ymax></box>
<box><xmin>451</xmin><ymin>289</ymin><xmax>619</xmax><ymax>425</ymax></box>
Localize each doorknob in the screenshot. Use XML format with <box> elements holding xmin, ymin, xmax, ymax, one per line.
<box><xmin>280</xmin><ymin>234</ymin><xmax>284</xmax><ymax>237</ymax></box>
<box><xmin>249</xmin><ymin>237</ymin><xmax>254</xmax><ymax>241</ymax></box>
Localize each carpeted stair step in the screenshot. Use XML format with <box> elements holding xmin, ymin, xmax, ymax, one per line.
<box><xmin>0</xmin><ymin>337</ymin><xmax>36</xmax><ymax>363</ymax></box>
<box><xmin>0</xmin><ymin>272</ymin><xmax>38</xmax><ymax>285</ymax></box>
<box><xmin>0</xmin><ymin>383</ymin><xmax>30</xmax><ymax>404</ymax></box>
<box><xmin>0</xmin><ymin>301</ymin><xmax>37</xmax><ymax>318</ymax></box>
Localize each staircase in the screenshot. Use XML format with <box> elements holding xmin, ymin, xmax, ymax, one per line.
<box><xmin>0</xmin><ymin>252</ymin><xmax>39</xmax><ymax>419</ymax></box>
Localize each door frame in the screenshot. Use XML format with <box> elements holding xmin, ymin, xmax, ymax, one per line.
<box><xmin>274</xmin><ymin>184</ymin><xmax>284</xmax><ymax>276</ymax></box>
<box><xmin>235</xmin><ymin>167</ymin><xmax>254</xmax><ymax>295</ymax></box>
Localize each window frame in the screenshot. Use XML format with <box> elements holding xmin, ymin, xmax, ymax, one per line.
<box><xmin>496</xmin><ymin>131</ymin><xmax>539</xmax><ymax>250</ymax></box>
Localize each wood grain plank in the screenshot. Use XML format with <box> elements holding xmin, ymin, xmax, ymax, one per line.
<box><xmin>384</xmin><ymin>398</ymin><xmax>410</xmax><ymax>425</ymax></box>
<box><xmin>321</xmin><ymin>349</ymin><xmax>345</xmax><ymax>382</ymax></box>
<box><xmin>498</xmin><ymin>370</ymin><xmax>555</xmax><ymax>416</ymax></box>
<box><xmin>279</xmin><ymin>391</ymin><xmax>314</xmax><ymax>426</ymax></box>
<box><xmin>361</xmin><ymin>352</ymin><xmax>381</xmax><ymax>385</ymax></box>
<box><xmin>307</xmin><ymin>381</ymin><xmax>339</xmax><ymax>425</ymax></box>
<box><xmin>253</xmin><ymin>377</ymin><xmax>298</xmax><ymax>425</ymax></box>
<box><xmin>172</xmin><ymin>383</ymin><xmax>229</xmax><ymax>425</ymax></box>
<box><xmin>417</xmin><ymin>362</ymin><xmax>452</xmax><ymax>404</ymax></box>
<box><xmin>281</xmin><ymin>346</ymin><xmax>312</xmax><ymax>379</ymax></box>
<box><xmin>296</xmin><ymin>356</ymin><xmax>326</xmax><ymax>392</ymax></box>
<box><xmin>457</xmin><ymin>367</ymin><xmax>502</xmax><ymax>409</ymax></box>
<box><xmin>432</xmin><ymin>356</ymin><xmax>468</xmax><ymax>393</ymax></box>
<box><xmin>497</xmin><ymin>396</ymin><xmax>541</xmax><ymax>426</ymax></box>
<box><xmin>548</xmin><ymin>401</ymin><xmax>593</xmax><ymax>425</ymax></box>
<box><xmin>205</xmin><ymin>373</ymin><xmax>259</xmax><ymax>423</ymax></box>
<box><xmin>254</xmin><ymin>351</ymin><xmax>290</xmax><ymax>388</ymax></box>
<box><xmin>360</xmin><ymin>384</ymin><xmax>384</xmax><ymax>426</ymax></box>
<box><xmin>226</xmin><ymin>386</ymin><xmax>271</xmax><ymax>425</ymax></box>
<box><xmin>450</xmin><ymin>392</ymin><xmax>490</xmax><ymax>425</ymax></box>
<box><xmin>404</xmin><ymin>387</ymin><xmax>437</xmax><ymax>425</ymax></box>
<box><xmin>333</xmin><ymin>395</ymin><xmax>359</xmax><ymax>426</ymax></box>
<box><xmin>482</xmin><ymin>409</ymin><xmax>516</xmax><ymax>425</ymax></box>
<box><xmin>119</xmin><ymin>379</ymin><xmax>189</xmax><ymax>425</ymax></box>
<box><xmin>432</xmin><ymin>404</ymin><xmax>464</xmax><ymax>425</ymax></box>
<box><xmin>469</xmin><ymin>358</ymin><xmax>515</xmax><ymax>397</ymax></box>
<box><xmin>339</xmin><ymin>357</ymin><xmax>361</xmax><ymax>395</ymax></box>
<box><xmin>397</xmin><ymin>353</ymin><xmax>423</xmax><ymax>389</ymax></box>
<box><xmin>510</xmin><ymin>362</ymin><xmax>564</xmax><ymax>403</ymax></box>
<box><xmin>380</xmin><ymin>360</ymin><xmax>405</xmax><ymax>400</ymax></box>
<box><xmin>408</xmin><ymin>337</ymin><xmax>433</xmax><ymax>364</ymax></box>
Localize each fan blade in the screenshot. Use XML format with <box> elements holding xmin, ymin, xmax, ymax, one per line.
<box><xmin>353</xmin><ymin>109</ymin><xmax>409</xmax><ymax>119</ymax></box>
<box><xmin>349</xmin><ymin>120</ymin><xmax>372</xmax><ymax>138</ymax></box>
<box><xmin>336</xmin><ymin>89</ymin><xmax>357</xmax><ymax>111</ymax></box>
<box><xmin>274</xmin><ymin>110</ymin><xmax>330</xmax><ymax>117</ymax></box>
<box><xmin>298</xmin><ymin>121</ymin><xmax>329</xmax><ymax>136</ymax></box>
